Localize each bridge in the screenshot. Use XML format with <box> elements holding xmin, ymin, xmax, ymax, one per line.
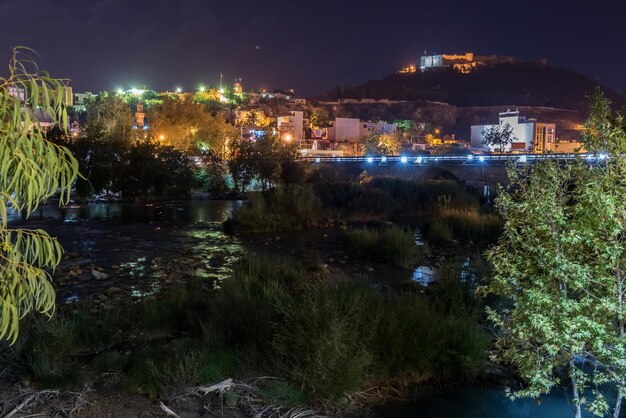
<box><xmin>298</xmin><ymin>153</ymin><xmax>602</xmax><ymax>192</ymax></box>
<box><xmin>299</xmin><ymin>152</ymin><xmax>600</xmax><ymax>165</ymax></box>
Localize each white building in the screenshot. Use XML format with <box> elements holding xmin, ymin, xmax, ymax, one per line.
<box><xmin>334</xmin><ymin>118</ymin><xmax>362</xmax><ymax>142</ymax></box>
<box><xmin>73</xmin><ymin>92</ymin><xmax>96</xmax><ymax>112</ymax></box>
<box><xmin>471</xmin><ymin>110</ymin><xmax>556</xmax><ymax>153</ymax></box>
<box><xmin>277</xmin><ymin>111</ymin><xmax>304</xmax><ymax>143</ymax></box>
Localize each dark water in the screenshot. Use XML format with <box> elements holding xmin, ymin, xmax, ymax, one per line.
<box><xmin>16</xmin><ymin>201</ymin><xmax>581</xmax><ymax>417</ymax></box>
<box><xmin>372</xmin><ymin>388</ymin><xmax>579</xmax><ymax>418</ymax></box>
<box><xmin>13</xmin><ymin>200</ymin><xmax>243</xmax><ymax>223</ymax></box>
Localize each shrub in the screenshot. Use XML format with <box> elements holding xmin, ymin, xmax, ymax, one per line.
<box><xmin>272</xmin><ymin>282</ymin><xmax>379</xmax><ymax>399</ymax></box>
<box><xmin>372</xmin><ymin>292</ymin><xmax>486</xmax><ymax>384</ymax></box>
<box><xmin>224</xmin><ymin>184</ymin><xmax>323</xmax><ymax>232</ymax></box>
<box><xmin>346</xmin><ymin>226</ymin><xmax>421</xmax><ymax>268</ymax></box>
<box><xmin>428</xmin><ymin>210</ymin><xmax>502</xmax><ymax>245</ymax></box>
<box><xmin>313</xmin><ymin>178</ymin><xmax>480</xmax><ymax>222</ymax></box>
<box><xmin>256</xmin><ymin>380</ymin><xmax>307</xmax><ymax>408</ymax></box>
<box><xmin>427</xmin><ymin>220</ymin><xmax>454</xmax><ymax>245</ymax></box>
<box><xmin>123</xmin><ymin>339</ymin><xmax>237</xmax><ymax>398</ymax></box>
<box><xmin>0</xmin><ymin>311</ymin><xmax>116</xmax><ymax>387</ymax></box>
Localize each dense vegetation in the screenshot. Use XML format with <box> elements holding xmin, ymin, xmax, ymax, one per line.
<box><xmin>0</xmin><ymin>254</ymin><xmax>487</xmax><ymax>409</ymax></box>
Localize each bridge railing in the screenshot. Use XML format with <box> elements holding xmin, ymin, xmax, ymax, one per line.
<box><xmin>298</xmin><ymin>153</ymin><xmax>599</xmax><ymax>164</ymax></box>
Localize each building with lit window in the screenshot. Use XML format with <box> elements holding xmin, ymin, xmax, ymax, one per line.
<box><xmin>277</xmin><ymin>111</ymin><xmax>304</xmax><ymax>143</ymax></box>
<box><xmin>470</xmin><ymin>110</ymin><xmax>556</xmax><ymax>153</ymax></box>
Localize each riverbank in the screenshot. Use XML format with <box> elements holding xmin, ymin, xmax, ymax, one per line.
<box><xmin>0</xmin><ymin>200</ymin><xmax>488</xmax><ymax>415</ymax></box>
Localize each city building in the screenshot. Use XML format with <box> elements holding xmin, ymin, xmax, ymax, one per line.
<box><xmin>420</xmin><ymin>53</ymin><xmax>477</xmax><ymax>73</ymax></box>
<box><xmin>419</xmin><ymin>52</ymin><xmax>519</xmax><ymax>73</ymax></box>
<box><xmin>73</xmin><ymin>92</ymin><xmax>96</xmax><ymax>112</ymax></box>
<box><xmin>470</xmin><ymin>110</ymin><xmax>556</xmax><ymax>153</ymax></box>
<box><xmin>399</xmin><ymin>64</ymin><xmax>417</xmax><ymax>74</ymax></box>
<box><xmin>277</xmin><ymin>111</ymin><xmax>304</xmax><ymax>143</ymax></box>
<box><xmin>134</xmin><ymin>101</ymin><xmax>147</xmax><ymax>130</ymax></box>
<box><xmin>333</xmin><ymin>118</ymin><xmax>361</xmax><ymax>142</ymax></box>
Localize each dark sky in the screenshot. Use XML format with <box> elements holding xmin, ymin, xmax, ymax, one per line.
<box><xmin>1</xmin><ymin>0</ymin><xmax>624</xmax><ymax>96</ymax></box>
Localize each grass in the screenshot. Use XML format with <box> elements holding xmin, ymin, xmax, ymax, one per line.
<box><xmin>314</xmin><ymin>178</ymin><xmax>480</xmax><ymax>222</ymax></box>
<box><xmin>225</xmin><ymin>179</ymin><xmax>485</xmax><ymax>232</ymax></box>
<box><xmin>428</xmin><ymin>210</ymin><xmax>502</xmax><ymax>245</ymax></box>
<box><xmin>224</xmin><ymin>184</ymin><xmax>323</xmax><ymax>232</ymax></box>
<box><xmin>346</xmin><ymin>226</ymin><xmax>421</xmax><ymax>268</ymax></box>
<box><xmin>123</xmin><ymin>339</ymin><xmax>238</xmax><ymax>398</ymax></box>
<box><xmin>2</xmin><ymin>253</ymin><xmax>488</xmax><ymax>404</ymax></box>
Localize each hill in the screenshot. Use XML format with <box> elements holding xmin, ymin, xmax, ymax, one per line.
<box><xmin>330</xmin><ymin>63</ymin><xmax>621</xmax><ymax>110</ymax></box>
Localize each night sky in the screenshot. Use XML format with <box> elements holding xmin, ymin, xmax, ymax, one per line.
<box><xmin>1</xmin><ymin>0</ymin><xmax>624</xmax><ymax>96</ymax></box>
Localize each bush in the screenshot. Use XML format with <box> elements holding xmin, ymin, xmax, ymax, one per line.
<box><xmin>256</xmin><ymin>380</ymin><xmax>307</xmax><ymax>408</ymax></box>
<box><xmin>313</xmin><ymin>178</ymin><xmax>480</xmax><ymax>222</ymax></box>
<box><xmin>123</xmin><ymin>339</ymin><xmax>238</xmax><ymax>398</ymax></box>
<box><xmin>428</xmin><ymin>210</ymin><xmax>502</xmax><ymax>245</ymax></box>
<box><xmin>224</xmin><ymin>184</ymin><xmax>323</xmax><ymax>232</ymax></box>
<box><xmin>0</xmin><ymin>309</ymin><xmax>121</xmax><ymax>387</ymax></box>
<box><xmin>346</xmin><ymin>226</ymin><xmax>421</xmax><ymax>268</ymax></box>
<box><xmin>272</xmin><ymin>283</ymin><xmax>379</xmax><ymax>399</ymax></box>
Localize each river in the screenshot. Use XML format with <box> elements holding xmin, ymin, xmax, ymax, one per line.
<box><xmin>13</xmin><ymin>200</ymin><xmax>583</xmax><ymax>417</ymax></box>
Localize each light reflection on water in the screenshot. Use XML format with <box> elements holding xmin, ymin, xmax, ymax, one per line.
<box><xmin>11</xmin><ymin>200</ymin><xmax>244</xmax><ymax>224</ymax></box>
<box><xmin>412</xmin><ymin>256</ymin><xmax>484</xmax><ymax>287</ymax></box>
<box><xmin>412</xmin><ymin>266</ymin><xmax>436</xmax><ymax>285</ymax></box>
<box><xmin>40</xmin><ymin>201</ymin><xmax>245</xmax><ymax>303</ymax></box>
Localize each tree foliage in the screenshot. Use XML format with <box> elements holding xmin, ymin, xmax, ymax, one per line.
<box><xmin>482</xmin><ymin>123</ymin><xmax>516</xmax><ymax>152</ymax></box>
<box><xmin>362</xmin><ymin>132</ymin><xmax>405</xmax><ymax>155</ymax></box>
<box><xmin>71</xmin><ymin>94</ymin><xmax>134</xmax><ymax>196</ymax></box>
<box><xmin>148</xmin><ymin>94</ymin><xmax>238</xmax><ymax>157</ymax></box>
<box><xmin>483</xmin><ymin>91</ymin><xmax>626</xmax><ymax>418</ymax></box>
<box><xmin>0</xmin><ymin>48</ymin><xmax>79</xmax><ymax>342</ymax></box>
<box><xmin>227</xmin><ymin>135</ymin><xmax>301</xmax><ymax>193</ymax></box>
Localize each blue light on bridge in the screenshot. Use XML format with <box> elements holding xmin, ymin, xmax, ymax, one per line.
<box><xmin>467</xmin><ymin>154</ymin><xmax>474</xmax><ymax>161</ymax></box>
<box><xmin>381</xmin><ymin>156</ymin><xmax>387</xmax><ymax>163</ymax></box>
<box><xmin>478</xmin><ymin>155</ymin><xmax>485</xmax><ymax>162</ymax></box>
<box><xmin>598</xmin><ymin>153</ymin><xmax>609</xmax><ymax>160</ymax></box>
<box><xmin>415</xmin><ymin>156</ymin><xmax>423</xmax><ymax>164</ymax></box>
<box><xmin>366</xmin><ymin>156</ymin><xmax>374</xmax><ymax>163</ymax></box>
<box><xmin>400</xmin><ymin>156</ymin><xmax>408</xmax><ymax>164</ymax></box>
<box><xmin>518</xmin><ymin>155</ymin><xmax>527</xmax><ymax>163</ymax></box>
<box><xmin>315</xmin><ymin>157</ymin><xmax>321</xmax><ymax>164</ymax></box>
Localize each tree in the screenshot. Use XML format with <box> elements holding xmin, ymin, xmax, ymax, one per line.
<box><xmin>308</xmin><ymin>109</ymin><xmax>330</xmax><ymax>129</ymax></box>
<box><xmin>482</xmin><ymin>92</ymin><xmax>626</xmax><ymax>418</ymax></box>
<box><xmin>149</xmin><ymin>95</ymin><xmax>238</xmax><ymax>157</ymax></box>
<box><xmin>72</xmin><ymin>93</ymin><xmax>134</xmax><ymax>196</ymax></box>
<box><xmin>482</xmin><ymin>123</ymin><xmax>516</xmax><ymax>152</ymax></box>
<box><xmin>0</xmin><ymin>48</ymin><xmax>79</xmax><ymax>341</ymax></box>
<box><xmin>362</xmin><ymin>132</ymin><xmax>405</xmax><ymax>155</ymax></box>
<box><xmin>120</xmin><ymin>139</ymin><xmax>196</xmax><ymax>199</ymax></box>
<box><xmin>227</xmin><ymin>137</ymin><xmax>257</xmax><ymax>193</ymax></box>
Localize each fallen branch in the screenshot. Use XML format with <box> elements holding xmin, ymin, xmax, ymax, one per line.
<box><xmin>2</xmin><ymin>390</ymin><xmax>59</xmax><ymax>418</ymax></box>
<box><xmin>159</xmin><ymin>402</ymin><xmax>182</xmax><ymax>418</ymax></box>
<box><xmin>196</xmin><ymin>378</ymin><xmax>233</xmax><ymax>395</ymax></box>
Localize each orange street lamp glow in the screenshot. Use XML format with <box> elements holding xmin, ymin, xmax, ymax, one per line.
<box><xmin>284</xmin><ymin>134</ymin><xmax>293</xmax><ymax>142</ymax></box>
<box><xmin>158</xmin><ymin>134</ymin><xmax>165</xmax><ymax>141</ymax></box>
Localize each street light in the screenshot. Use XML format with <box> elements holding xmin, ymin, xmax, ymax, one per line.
<box><xmin>284</xmin><ymin>133</ymin><xmax>293</xmax><ymax>142</ymax></box>
<box><xmin>158</xmin><ymin>134</ymin><xmax>165</xmax><ymax>141</ymax></box>
<box><xmin>176</xmin><ymin>87</ymin><xmax>182</xmax><ymax>93</ymax></box>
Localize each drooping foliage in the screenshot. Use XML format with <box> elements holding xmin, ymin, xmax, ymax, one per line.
<box><xmin>0</xmin><ymin>48</ymin><xmax>79</xmax><ymax>342</ymax></box>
